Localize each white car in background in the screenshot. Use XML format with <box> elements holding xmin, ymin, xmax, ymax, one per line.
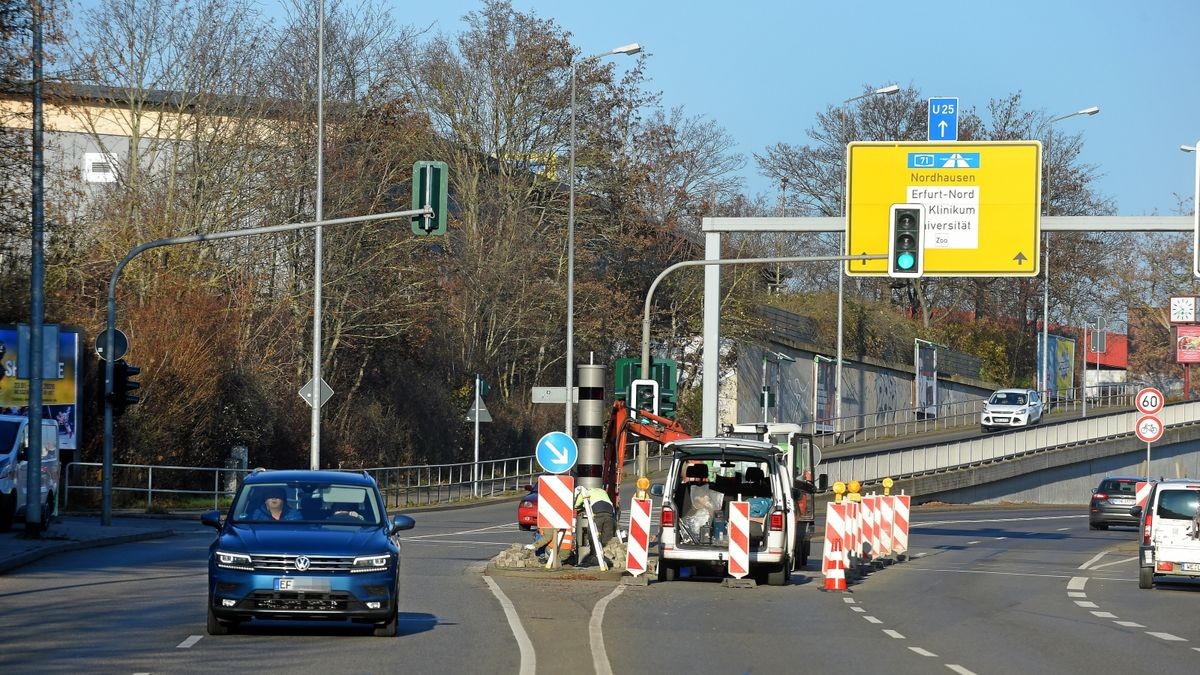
<box><xmin>980</xmin><ymin>388</ymin><xmax>1044</xmax><ymax>432</ymax></box>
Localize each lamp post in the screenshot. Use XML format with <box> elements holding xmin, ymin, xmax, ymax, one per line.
<box><xmin>1041</xmin><ymin>105</ymin><xmax>1100</xmax><ymax>401</ymax></box>
<box><xmin>566</xmin><ymin>41</ymin><xmax>641</xmax><ymax>435</ymax></box>
<box><xmin>836</xmin><ymin>84</ymin><xmax>899</xmax><ymax>439</ymax></box>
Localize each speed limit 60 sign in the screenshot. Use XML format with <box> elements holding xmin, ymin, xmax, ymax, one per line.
<box><xmin>1135</xmin><ymin>387</ymin><xmax>1163</xmax><ymax>415</ymax></box>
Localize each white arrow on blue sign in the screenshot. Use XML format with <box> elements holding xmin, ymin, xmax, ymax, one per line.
<box><xmin>535</xmin><ymin>431</ymin><xmax>578</xmax><ymax>474</ymax></box>
<box><xmin>927</xmin><ymin>97</ymin><xmax>958</xmax><ymax>141</ymax></box>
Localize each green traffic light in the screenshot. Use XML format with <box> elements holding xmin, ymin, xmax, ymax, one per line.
<box><xmin>897</xmin><ymin>252</ymin><xmax>915</xmax><ymax>270</ymax></box>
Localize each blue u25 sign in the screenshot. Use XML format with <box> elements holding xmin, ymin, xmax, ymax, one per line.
<box><xmin>927</xmin><ymin>97</ymin><xmax>958</xmax><ymax>141</ymax></box>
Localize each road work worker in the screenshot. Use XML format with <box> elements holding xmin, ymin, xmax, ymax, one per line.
<box><xmin>574</xmin><ymin>486</ymin><xmax>617</xmax><ymax>546</ymax></box>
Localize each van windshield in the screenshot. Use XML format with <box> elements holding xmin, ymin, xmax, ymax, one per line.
<box><xmin>0</xmin><ymin>421</ymin><xmax>19</xmax><ymax>456</ymax></box>
<box><xmin>1156</xmin><ymin>489</ymin><xmax>1200</xmax><ymax>521</ymax></box>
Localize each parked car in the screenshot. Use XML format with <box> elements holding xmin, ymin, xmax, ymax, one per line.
<box><xmin>1089</xmin><ymin>476</ymin><xmax>1144</xmax><ymax>529</ymax></box>
<box><xmin>980</xmin><ymin>388</ymin><xmax>1044</xmax><ymax>432</ymax></box>
<box><xmin>201</xmin><ymin>469</ymin><xmax>415</xmax><ymax>637</ymax></box>
<box><xmin>517</xmin><ymin>484</ymin><xmax>538</xmax><ymax>530</ymax></box>
<box><xmin>1132</xmin><ymin>479</ymin><xmax>1200</xmax><ymax>589</ymax></box>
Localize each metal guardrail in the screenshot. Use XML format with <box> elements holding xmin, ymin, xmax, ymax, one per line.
<box><xmin>818</xmin><ymin>398</ymin><xmax>1200</xmax><ymax>488</ymax></box>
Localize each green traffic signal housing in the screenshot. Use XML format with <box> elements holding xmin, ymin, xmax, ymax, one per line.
<box><xmin>630</xmin><ymin>378</ymin><xmax>659</xmax><ymax>416</ymax></box>
<box><xmin>888</xmin><ymin>203</ymin><xmax>926</xmax><ymax>278</ymax></box>
<box><xmin>411</xmin><ymin>160</ymin><xmax>449</xmax><ymax>235</ymax></box>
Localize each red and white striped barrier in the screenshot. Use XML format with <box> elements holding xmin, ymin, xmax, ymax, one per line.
<box><xmin>823</xmin><ymin>503</ymin><xmax>848</xmax><ymax>590</ymax></box>
<box><xmin>1135</xmin><ymin>481</ymin><xmax>1152</xmax><ymax>510</ymax></box>
<box><xmin>892</xmin><ymin>494</ymin><xmax>910</xmax><ymax>558</ymax></box>
<box><xmin>625</xmin><ymin>497</ymin><xmax>651</xmax><ymax>577</ymax></box>
<box><xmin>861</xmin><ymin>495</ymin><xmax>877</xmax><ymax>561</ymax></box>
<box><xmin>537</xmin><ymin>475</ymin><xmax>575</xmax><ymax>530</ymax></box>
<box><xmin>728</xmin><ymin>500</ymin><xmax>750</xmax><ymax>579</ymax></box>
<box><xmin>878</xmin><ymin>494</ymin><xmax>894</xmax><ymax>557</ymax></box>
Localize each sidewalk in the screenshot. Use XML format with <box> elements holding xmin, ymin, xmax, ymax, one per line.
<box><xmin>0</xmin><ymin>514</ymin><xmax>178</xmax><ymax>574</ymax></box>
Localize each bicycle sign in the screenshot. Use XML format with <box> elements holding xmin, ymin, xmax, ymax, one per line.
<box><xmin>1135</xmin><ymin>415</ymin><xmax>1163</xmax><ymax>444</ymax></box>
<box><xmin>1135</xmin><ymin>387</ymin><xmax>1163</xmax><ymax>415</ymax></box>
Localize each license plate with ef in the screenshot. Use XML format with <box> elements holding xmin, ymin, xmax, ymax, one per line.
<box><xmin>1183</xmin><ymin>562</ymin><xmax>1200</xmax><ymax>572</ymax></box>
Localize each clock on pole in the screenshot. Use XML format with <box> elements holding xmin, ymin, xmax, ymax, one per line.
<box><xmin>1170</xmin><ymin>296</ymin><xmax>1196</xmax><ymax>323</ymax></box>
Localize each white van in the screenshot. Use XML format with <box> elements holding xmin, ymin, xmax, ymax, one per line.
<box><xmin>653</xmin><ymin>437</ymin><xmax>796</xmax><ymax>586</ymax></box>
<box><xmin>0</xmin><ymin>415</ymin><xmax>60</xmax><ymax>531</ymax></box>
<box><xmin>1133</xmin><ymin>479</ymin><xmax>1200</xmax><ymax>589</ymax></box>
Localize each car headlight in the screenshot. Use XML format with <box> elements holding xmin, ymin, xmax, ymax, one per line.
<box><xmin>352</xmin><ymin>553</ymin><xmax>392</xmax><ymax>572</ymax></box>
<box><xmin>1015</xmin><ymin>408</ymin><xmax>1027</xmax><ymax>414</ymax></box>
<box><xmin>215</xmin><ymin>550</ymin><xmax>253</xmax><ymax>570</ymax></box>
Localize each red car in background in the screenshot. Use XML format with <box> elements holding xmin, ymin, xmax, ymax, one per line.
<box><xmin>517</xmin><ymin>484</ymin><xmax>538</xmax><ymax>530</ymax></box>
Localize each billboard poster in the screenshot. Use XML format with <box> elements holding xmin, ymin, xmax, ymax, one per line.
<box><xmin>1174</xmin><ymin>325</ymin><xmax>1200</xmax><ymax>364</ymax></box>
<box><xmin>813</xmin><ymin>355</ymin><xmax>836</xmax><ymax>434</ymax></box>
<box><xmin>0</xmin><ymin>325</ymin><xmax>83</xmax><ymax>452</ymax></box>
<box><xmin>915</xmin><ymin>340</ymin><xmax>937</xmax><ymax>418</ymax></box>
<box><xmin>1037</xmin><ymin>333</ymin><xmax>1076</xmax><ymax>400</ymax></box>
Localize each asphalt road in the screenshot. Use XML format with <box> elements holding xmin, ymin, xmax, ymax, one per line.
<box><xmin>2</xmin><ymin>502</ymin><xmax>1198</xmax><ymax>674</ymax></box>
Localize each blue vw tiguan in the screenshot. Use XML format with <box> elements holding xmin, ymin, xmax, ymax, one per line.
<box><xmin>202</xmin><ymin>469</ymin><xmax>414</xmax><ymax>636</ymax></box>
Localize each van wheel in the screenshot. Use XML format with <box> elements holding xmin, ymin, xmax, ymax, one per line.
<box><xmin>657</xmin><ymin>560</ymin><xmax>677</xmax><ymax>582</ymax></box>
<box><xmin>1139</xmin><ymin>567</ymin><xmax>1154</xmax><ymax>589</ymax></box>
<box><xmin>0</xmin><ymin>492</ymin><xmax>14</xmax><ymax>532</ymax></box>
<box><xmin>39</xmin><ymin>492</ymin><xmax>52</xmax><ymax>531</ymax></box>
<box><xmin>766</xmin><ymin>559</ymin><xmax>789</xmax><ymax>586</ymax></box>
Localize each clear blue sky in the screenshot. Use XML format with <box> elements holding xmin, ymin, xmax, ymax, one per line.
<box><xmin>408</xmin><ymin>0</ymin><xmax>1198</xmax><ymax>217</ymax></box>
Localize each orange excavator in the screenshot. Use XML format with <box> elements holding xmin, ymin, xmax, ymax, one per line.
<box><xmin>601</xmin><ymin>400</ymin><xmax>691</xmax><ymax>507</ymax></box>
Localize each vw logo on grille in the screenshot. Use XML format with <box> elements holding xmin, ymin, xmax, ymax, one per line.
<box><xmin>294</xmin><ymin>556</ymin><xmax>311</xmax><ymax>571</ymax></box>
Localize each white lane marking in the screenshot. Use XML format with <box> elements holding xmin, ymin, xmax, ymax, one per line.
<box><xmin>483</xmin><ymin>575</ymin><xmax>535</xmax><ymax>675</ymax></box>
<box><xmin>909</xmin><ymin>647</ymin><xmax>938</xmax><ymax>657</ymax></box>
<box><xmin>176</xmin><ymin>636</ymin><xmax>202</xmax><ymax>649</ymax></box>
<box><xmin>1146</xmin><ymin>632</ymin><xmax>1187</xmax><ymax>642</ymax></box>
<box><xmin>917</xmin><ymin>515</ymin><xmax>1085</xmax><ymax>527</ymax></box>
<box><xmin>863</xmin><ymin>616</ymin><xmax>882</xmax><ymax>624</ymax></box>
<box><xmin>1067</xmin><ymin>576</ymin><xmax>1088</xmax><ymax>591</ymax></box>
<box><xmin>843</xmin><ymin>597</ymin><xmax>857</xmax><ymax>604</ymax></box>
<box><xmin>994</xmin><ymin>537</ymin><xmax>1007</xmax><ymax>541</ymax></box>
<box><xmin>589</xmin><ymin>585</ymin><xmax>624</xmax><ymax>675</ymax></box>
<box><xmin>946</xmin><ymin>665</ymin><xmax>977</xmax><ymax>675</ymax></box>
<box><xmin>1078</xmin><ymin>552</ymin><xmax>1106</xmax><ymax>570</ymax></box>
<box><xmin>883</xmin><ymin>629</ymin><xmax>905</xmax><ymax>639</ymax></box>
<box><xmin>1192</xmin><ymin>647</ymin><xmax>1200</xmax><ymax>653</ymax></box>
<box><xmin>966</xmin><ymin>540</ymin><xmax>981</xmax><ymax>545</ymax></box>
<box><xmin>401</xmin><ymin>539</ymin><xmax>514</xmax><ymax>547</ymax></box>
<box><xmin>1074</xmin><ymin>600</ymin><xmax>1098</xmax><ymax>608</ymax></box>
<box><xmin>1067</xmin><ymin>591</ymin><xmax>1087</xmax><ymax>598</ymax></box>
<box><xmin>1090</xmin><ymin>611</ymin><xmax>1117</xmax><ymax>618</ymax></box>
<box><xmin>1056</xmin><ymin>527</ymin><xmax>1071</xmax><ymax>531</ymax></box>
<box><xmin>406</xmin><ymin>523</ymin><xmax>517</xmax><ymax>539</ymax></box>
<box><xmin>851</xmin><ymin>606</ymin><xmax>866</xmax><ymax>613</ymax></box>
<box><xmin>1087</xmin><ymin>556</ymin><xmax>1138</xmax><ymax>572</ymax></box>
<box><xmin>1114</xmin><ymin>621</ymin><xmax>1145</xmax><ymax>628</ymax></box>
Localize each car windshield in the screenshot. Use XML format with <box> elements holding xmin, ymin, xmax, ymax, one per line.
<box><xmin>989</xmin><ymin>392</ymin><xmax>1025</xmax><ymax>406</ymax></box>
<box><xmin>231</xmin><ymin>481</ymin><xmax>382</xmax><ymax>525</ymax></box>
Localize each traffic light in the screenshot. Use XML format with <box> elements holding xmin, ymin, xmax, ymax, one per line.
<box><xmin>411</xmin><ymin>160</ymin><xmax>449</xmax><ymax>235</ymax></box>
<box><xmin>109</xmin><ymin>359</ymin><xmax>141</xmax><ymax>416</ymax></box>
<box><xmin>630</xmin><ymin>378</ymin><xmax>659</xmax><ymax>416</ymax></box>
<box><xmin>888</xmin><ymin>203</ymin><xmax>926</xmax><ymax>278</ymax></box>
<box><xmin>658</xmin><ymin>389</ymin><xmax>677</xmax><ymax>420</ymax></box>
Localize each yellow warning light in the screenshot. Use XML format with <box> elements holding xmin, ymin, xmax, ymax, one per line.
<box><xmin>832</xmin><ymin>481</ymin><xmax>846</xmax><ymax>503</ymax></box>
<box><xmin>636</xmin><ymin>476</ymin><xmax>650</xmax><ymax>492</ymax></box>
<box><xmin>882</xmin><ymin>477</ymin><xmax>894</xmax><ymax>496</ymax></box>
<box><xmin>848</xmin><ymin>480</ymin><xmax>861</xmax><ymax>494</ymax></box>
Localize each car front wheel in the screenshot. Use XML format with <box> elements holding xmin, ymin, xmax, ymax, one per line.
<box><xmin>207</xmin><ymin>606</ymin><xmax>233</xmax><ymax>635</ymax></box>
<box><xmin>374</xmin><ymin>607</ymin><xmax>398</xmax><ymax>637</ymax></box>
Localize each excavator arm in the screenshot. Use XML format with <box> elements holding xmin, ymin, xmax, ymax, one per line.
<box><xmin>602</xmin><ymin>400</ymin><xmax>691</xmax><ymax>505</ymax></box>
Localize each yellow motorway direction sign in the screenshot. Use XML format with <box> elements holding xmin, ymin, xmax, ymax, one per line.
<box><xmin>846</xmin><ymin>141</ymin><xmax>1041</xmax><ymax>276</ymax></box>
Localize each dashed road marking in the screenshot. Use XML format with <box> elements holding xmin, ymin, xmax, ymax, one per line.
<box><xmin>946</xmin><ymin>666</ymin><xmax>977</xmax><ymax>675</ymax></box>
<box><xmin>176</xmin><ymin>636</ymin><xmax>202</xmax><ymax>649</ymax></box>
<box><xmin>1078</xmin><ymin>552</ymin><xmax>1106</xmax><ymax>570</ymax></box>
<box><xmin>1090</xmin><ymin>611</ymin><xmax>1117</xmax><ymax>618</ymax></box>
<box><xmin>909</xmin><ymin>647</ymin><xmax>938</xmax><ymax>657</ymax></box>
<box><xmin>864</xmin><ymin>616</ymin><xmax>882</xmax><ymax>624</ymax></box>
<box><xmin>1074</xmin><ymin>600</ymin><xmax>1098</xmax><ymax>608</ymax></box>
<box><xmin>1146</xmin><ymin>632</ymin><xmax>1187</xmax><ymax>642</ymax></box>
<box><xmin>1114</xmin><ymin>621</ymin><xmax>1145</xmax><ymax>628</ymax></box>
<box><xmin>883</xmin><ymin>629</ymin><xmax>905</xmax><ymax>639</ymax></box>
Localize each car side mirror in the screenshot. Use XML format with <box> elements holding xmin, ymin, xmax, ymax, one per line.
<box><xmin>1129</xmin><ymin>505</ymin><xmax>1142</xmax><ymax>518</ymax></box>
<box><xmin>650</xmin><ymin>483</ymin><xmax>664</xmax><ymax>497</ymax></box>
<box><xmin>1091</xmin><ymin>488</ymin><xmax>1098</xmax><ymax>494</ymax></box>
<box><xmin>201</xmin><ymin>510</ymin><xmax>222</xmax><ymax>529</ymax></box>
<box><xmin>389</xmin><ymin>514</ymin><xmax>416</xmax><ymax>535</ymax></box>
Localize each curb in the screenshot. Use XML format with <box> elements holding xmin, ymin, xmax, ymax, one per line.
<box><xmin>0</xmin><ymin>529</ymin><xmax>176</xmax><ymax>575</ymax></box>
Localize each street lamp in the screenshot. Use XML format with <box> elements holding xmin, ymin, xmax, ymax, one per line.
<box><xmin>836</xmin><ymin>83</ymin><xmax>899</xmax><ymax>439</ymax></box>
<box><xmin>1040</xmin><ymin>105</ymin><xmax>1100</xmax><ymax>400</ymax></box>
<box><xmin>566</xmin><ymin>41</ymin><xmax>641</xmax><ymax>434</ymax></box>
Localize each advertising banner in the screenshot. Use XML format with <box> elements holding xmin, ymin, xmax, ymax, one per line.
<box><xmin>915</xmin><ymin>340</ymin><xmax>937</xmax><ymax>418</ymax></box>
<box><xmin>1173</xmin><ymin>325</ymin><xmax>1200</xmax><ymax>364</ymax></box>
<box><xmin>813</xmin><ymin>356</ymin><xmax>836</xmax><ymax>434</ymax></box>
<box><xmin>1037</xmin><ymin>333</ymin><xmax>1076</xmax><ymax>400</ymax></box>
<box><xmin>0</xmin><ymin>325</ymin><xmax>83</xmax><ymax>451</ymax></box>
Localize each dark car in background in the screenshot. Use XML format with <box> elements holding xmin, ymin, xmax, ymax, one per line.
<box><xmin>202</xmin><ymin>469</ymin><xmax>415</xmax><ymax>637</ymax></box>
<box><xmin>1089</xmin><ymin>476</ymin><xmax>1144</xmax><ymax>530</ymax></box>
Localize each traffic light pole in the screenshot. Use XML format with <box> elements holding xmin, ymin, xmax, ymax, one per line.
<box><xmin>634</xmin><ymin>252</ymin><xmax>884</xmax><ymax>497</ymax></box>
<box><xmin>100</xmin><ymin>207</ymin><xmax>429</xmax><ymax>525</ymax></box>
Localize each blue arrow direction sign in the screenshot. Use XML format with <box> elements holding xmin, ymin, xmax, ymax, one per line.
<box><xmin>535</xmin><ymin>431</ymin><xmax>578</xmax><ymax>474</ymax></box>
<box><xmin>927</xmin><ymin>97</ymin><xmax>959</xmax><ymax>141</ymax></box>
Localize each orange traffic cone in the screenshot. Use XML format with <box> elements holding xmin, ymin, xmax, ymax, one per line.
<box><xmin>824</xmin><ymin>541</ymin><xmax>847</xmax><ymax>591</ymax></box>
